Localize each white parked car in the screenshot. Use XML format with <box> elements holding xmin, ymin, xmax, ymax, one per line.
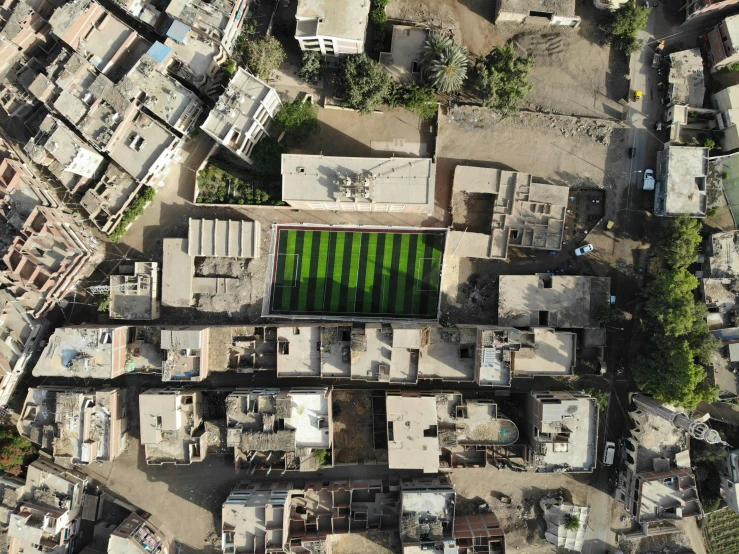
<box><xmin>603</xmin><ymin>441</ymin><xmax>616</xmax><ymax>466</ymax></box>
<box><xmin>643</xmin><ymin>169</ymin><xmax>655</xmax><ymax>191</ymax></box>
<box><xmin>574</xmin><ymin>244</ymin><xmax>594</xmax><ymax>256</ymax></box>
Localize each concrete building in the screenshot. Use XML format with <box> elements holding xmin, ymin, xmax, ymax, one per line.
<box><xmin>221</xmin><ymin>476</ymin><xmax>503</xmax><ymax>554</ymax></box>
<box><xmin>164</xmin><ymin>0</ymin><xmax>245</xmax><ymax>55</ymax></box>
<box><xmin>706</xmin><ymin>14</ymin><xmax>739</xmax><ymax>71</ymax></box>
<box><xmin>0</xmin><ymin>154</ymin><xmax>59</xmax><ymax>226</ymax></box>
<box><xmin>139</xmin><ymin>388</ymin><xmax>207</xmax><ymax>465</ymax></box>
<box><xmin>32</xmin><ymin>326</ymin><xmax>155</xmax><ymax>379</ymax></box>
<box><xmin>720</xmin><ymin>449</ymin><xmax>739</xmax><ymax>513</ymax></box>
<box><xmin>161</xmin><ymin>31</ymin><xmax>226</xmax><ymax>89</ymax></box>
<box><xmin>118</xmin><ymin>52</ymin><xmax>203</xmax><ymax>136</ymax></box>
<box><xmin>664</xmin><ymin>104</ymin><xmax>721</xmax><ymax>145</ymax></box>
<box><xmin>108</xmin><ymin>262</ymin><xmax>160</xmax><ymax>321</ymax></box>
<box><xmin>80</xmin><ymin>164</ymin><xmax>143</xmax><ymax>234</ymax></box>
<box><xmin>226</xmin><ymin>388</ymin><xmax>332</xmax><ymax>472</ymax></box>
<box><xmin>294</xmin><ymin>0</ymin><xmax>369</xmax><ymax>56</ymax></box>
<box><xmin>7</xmin><ymin>458</ymin><xmax>87</xmax><ymax>554</ymax></box>
<box><xmin>541</xmin><ymin>500</ymin><xmax>590</xmax><ymax>551</ymax></box>
<box><xmin>654</xmin><ymin>144</ymin><xmax>708</xmax><ymax>217</ymax></box>
<box><xmin>0</xmin><ymin>204</ymin><xmax>102</xmax><ymax>317</ymax></box>
<box><xmin>495</xmin><ymin>0</ymin><xmax>581</xmax><ymax>26</ymax></box>
<box><xmin>24</xmin><ymin>115</ymin><xmax>104</xmax><ymax>193</ymax></box>
<box><xmin>380</xmin><ymin>26</ymin><xmax>426</xmax><ymax>82</ymax></box>
<box><xmin>525</xmin><ymin>391</ymin><xmax>598</xmax><ymax>473</ymax></box>
<box><xmin>17</xmin><ymin>386</ymin><xmax>128</xmax><ymax>465</ymax></box>
<box><xmin>201</xmin><ymin>68</ymin><xmax>281</xmax><ymax>164</ymax></box>
<box><xmin>615</xmin><ymin>396</ymin><xmax>703</xmax><ymax>532</ymax></box>
<box><xmin>0</xmin><ymin>290</ymin><xmax>47</xmax><ymax>406</ymax></box>
<box><xmin>667</xmin><ymin>49</ymin><xmax>706</xmax><ymax>108</ymax></box>
<box><xmin>683</xmin><ymin>0</ymin><xmax>739</xmax><ymax>23</ymax></box>
<box><xmin>282</xmin><ymin>155</ymin><xmax>435</xmax><ymax>214</ymax></box>
<box><xmin>49</xmin><ymin>0</ymin><xmax>150</xmax><ymax>80</ymax></box>
<box><xmin>161</xmin><ymin>327</ymin><xmax>209</xmax><ymax>381</ymax></box>
<box><xmin>713</xmin><ymin>85</ymin><xmax>739</xmax><ymax>152</ymax></box>
<box><xmin>386</xmin><ymin>392</ymin><xmax>519</xmax><ymax>474</ymax></box>
<box><xmin>107</xmin><ymin>509</ymin><xmax>175</xmax><ymax>554</ymax></box>
<box><xmin>162</xmin><ymin>218</ymin><xmax>262</xmax><ymax>308</ymax></box>
<box><xmin>498</xmin><ymin>274</ymin><xmax>611</xmax><ymax>329</ymax></box>
<box><xmin>448</xmin><ymin>166</ymin><xmax>569</xmax><ymax>260</ymax></box>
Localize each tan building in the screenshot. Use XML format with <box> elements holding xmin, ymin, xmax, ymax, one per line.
<box><xmin>713</xmin><ymin>85</ymin><xmax>739</xmax><ymax>152</ymax></box>
<box><xmin>161</xmin><ymin>327</ymin><xmax>209</xmax><ymax>381</ymax></box>
<box><xmin>294</xmin><ymin>0</ymin><xmax>369</xmax><ymax>56</ymax></box>
<box><xmin>705</xmin><ymin>14</ymin><xmax>739</xmax><ymax>72</ymax></box>
<box><xmin>281</xmin><ymin>155</ymin><xmax>435</xmax><ymax>214</ymax></box>
<box><xmin>495</xmin><ymin>0</ymin><xmax>581</xmax><ymax>26</ymax></box>
<box><xmin>525</xmin><ymin>391</ymin><xmax>598</xmax><ymax>473</ymax></box>
<box><xmin>448</xmin><ymin>166</ymin><xmax>568</xmax><ymax>260</ymax></box>
<box><xmin>654</xmin><ymin>144</ymin><xmax>708</xmax><ymax>217</ymax></box>
<box><xmin>80</xmin><ymin>164</ymin><xmax>143</xmax><ymax>234</ymax></box>
<box><xmin>17</xmin><ymin>387</ymin><xmax>129</xmax><ymax>464</ymax></box>
<box><xmin>7</xmin><ymin>458</ymin><xmax>87</xmax><ymax>554</ymax></box>
<box><xmin>107</xmin><ymin>509</ymin><xmax>175</xmax><ymax>554</ymax></box>
<box><xmin>200</xmin><ymin>68</ymin><xmax>281</xmax><ymax>164</ymax></box>
<box><xmin>108</xmin><ymin>262</ymin><xmax>160</xmax><ymax>321</ymax></box>
<box><xmin>139</xmin><ymin>388</ymin><xmax>207</xmax><ymax>465</ymax></box>
<box><xmin>226</xmin><ymin>388</ymin><xmax>332</xmax><ymax>472</ymax></box>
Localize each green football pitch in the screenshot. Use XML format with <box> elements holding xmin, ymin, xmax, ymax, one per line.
<box><xmin>269</xmin><ymin>227</ymin><xmax>445</xmax><ymax>318</ymax></box>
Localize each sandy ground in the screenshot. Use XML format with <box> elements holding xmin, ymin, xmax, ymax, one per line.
<box><xmin>329</xmin><ymin>531</ymin><xmax>402</xmax><ymax>554</ymax></box>
<box><xmin>386</xmin><ymin>0</ymin><xmax>628</xmax><ymax>117</ymax></box>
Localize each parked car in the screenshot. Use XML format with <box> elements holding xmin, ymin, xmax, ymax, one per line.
<box><xmin>603</xmin><ymin>441</ymin><xmax>616</xmax><ymax>466</ymax></box>
<box><xmin>643</xmin><ymin>169</ymin><xmax>655</xmax><ymax>190</ymax></box>
<box><xmin>574</xmin><ymin>244</ymin><xmax>594</xmax><ymax>256</ymax></box>
<box><xmin>628</xmin><ymin>147</ymin><xmax>636</xmax><ymax>158</ymax></box>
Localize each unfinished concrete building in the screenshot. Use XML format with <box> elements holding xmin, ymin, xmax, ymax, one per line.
<box><xmin>80</xmin><ymin>163</ymin><xmax>143</xmax><ymax>234</ymax></box>
<box><xmin>281</xmin><ymin>155</ymin><xmax>436</xmax><ymax>215</ymax></box>
<box><xmin>495</xmin><ymin>0</ymin><xmax>580</xmax><ymax>26</ymax></box>
<box><xmin>201</xmin><ymin>68</ymin><xmax>281</xmax><ymax>164</ymax></box>
<box><xmin>139</xmin><ymin>388</ymin><xmax>207</xmax><ymax>465</ymax></box>
<box><xmin>615</xmin><ymin>395</ymin><xmax>703</xmax><ymax>533</ymax></box>
<box><xmin>17</xmin><ymin>386</ymin><xmax>128</xmax><ymax>465</ymax></box>
<box><xmin>221</xmin><ymin>476</ymin><xmax>500</xmax><ymax>554</ymax></box>
<box><xmin>226</xmin><ymin>388</ymin><xmax>332</xmax><ymax>472</ymax></box>
<box><xmin>705</xmin><ymin>14</ymin><xmax>739</xmax><ymax>72</ymax></box>
<box><xmin>33</xmin><ymin>326</ymin><xmax>134</xmax><ymax>379</ymax></box>
<box><xmin>107</xmin><ymin>509</ymin><xmax>175</xmax><ymax>554</ymax></box>
<box><xmin>667</xmin><ymin>48</ymin><xmax>706</xmax><ymax>108</ymax></box>
<box><xmin>24</xmin><ymin>114</ymin><xmax>104</xmax><ymax>193</ymax></box>
<box><xmin>162</xmin><ymin>218</ymin><xmax>262</xmax><ymax>308</ymax></box>
<box><xmin>0</xmin><ymin>153</ymin><xmax>58</xmax><ymax>226</ymax></box>
<box><xmin>7</xmin><ymin>457</ymin><xmax>88</xmax><ymax>554</ymax></box>
<box><xmin>713</xmin><ymin>84</ymin><xmax>739</xmax><ymax>153</ymax></box>
<box><xmin>655</xmin><ymin>144</ymin><xmax>708</xmax><ymax>217</ymax></box>
<box><xmin>525</xmin><ymin>391</ymin><xmax>598</xmax><ymax>473</ymax></box>
<box><xmin>1</xmin><ymin>204</ymin><xmax>102</xmax><ymax>317</ymax></box>
<box><xmin>294</xmin><ymin>0</ymin><xmax>369</xmax><ymax>56</ymax></box>
<box><xmin>498</xmin><ymin>274</ymin><xmax>611</xmax><ymax>330</ymax></box>
<box><xmin>380</xmin><ymin>26</ymin><xmax>426</xmax><ymax>82</ymax></box>
<box><xmin>161</xmin><ymin>327</ymin><xmax>209</xmax><ymax>381</ymax></box>
<box><xmin>0</xmin><ymin>290</ymin><xmax>47</xmax><ymax>406</ymax></box>
<box><xmin>219</xmin><ymin>325</ymin><xmax>277</xmax><ymax>373</ymax></box>
<box><xmin>108</xmin><ymin>261</ymin><xmax>160</xmax><ymax>320</ymax></box>
<box><xmin>386</xmin><ymin>392</ymin><xmax>519</xmax><ymax>474</ymax></box>
<box><xmin>448</xmin><ymin>166</ymin><xmax>569</xmax><ymax>260</ymax></box>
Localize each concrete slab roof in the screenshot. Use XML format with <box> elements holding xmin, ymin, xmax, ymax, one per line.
<box><xmin>706</xmin><ymin>231</ymin><xmax>739</xmax><ymax>278</ymax></box>
<box><xmin>282</xmin><ymin>154</ymin><xmax>434</xmax><ymax>209</ymax></box>
<box><xmin>108</xmin><ymin>111</ymin><xmax>178</xmax><ymax>181</ymax></box>
<box><xmin>381</xmin><ymin>26</ymin><xmax>426</xmax><ymax>82</ymax></box>
<box><xmin>498</xmin><ymin>0</ymin><xmax>576</xmax><ymax>17</ymax></box>
<box><xmin>662</xmin><ymin>145</ymin><xmax>708</xmax><ymax>216</ymax></box>
<box><xmin>295</xmin><ymin>0</ymin><xmax>369</xmax><ymax>41</ymax></box>
<box><xmin>498</xmin><ymin>274</ymin><xmax>611</xmax><ymax>329</ymax></box>
<box><xmin>668</xmin><ymin>49</ymin><xmax>706</xmax><ymax>107</ymax></box>
<box><xmin>387</xmin><ymin>394</ymin><xmax>439</xmax><ymax>473</ymax></box>
<box><xmin>162</xmin><ymin>238</ymin><xmax>193</xmax><ymax>308</ymax></box>
<box><xmin>188</xmin><ymin>218</ymin><xmax>260</xmax><ymax>258</ymax></box>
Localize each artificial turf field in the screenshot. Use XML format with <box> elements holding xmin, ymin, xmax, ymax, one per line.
<box><xmin>269</xmin><ymin>226</ymin><xmax>445</xmax><ymax>318</ymax></box>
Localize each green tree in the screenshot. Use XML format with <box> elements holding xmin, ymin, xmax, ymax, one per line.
<box><xmin>385</xmin><ymin>83</ymin><xmax>438</xmax><ymax>120</ymax></box>
<box><xmin>600</xmin><ymin>0</ymin><xmax>650</xmax><ymax>55</ymax></box>
<box><xmin>474</xmin><ymin>43</ymin><xmax>534</xmax><ymax>115</ymax></box>
<box><xmin>370</xmin><ymin>7</ymin><xmax>387</xmax><ymax>24</ymax></box>
<box><xmin>662</xmin><ymin>215</ymin><xmax>702</xmax><ymax>269</ymax></box>
<box><xmin>225</xmin><ymin>59</ymin><xmax>237</xmax><ymax>76</ymax></box>
<box><xmin>422</xmin><ymin>31</ymin><xmax>452</xmax><ymax>68</ymax></box>
<box><xmin>585</xmin><ymin>389</ymin><xmax>609</xmax><ymax>412</ymax></box>
<box><xmin>299</xmin><ymin>51</ymin><xmax>322</xmax><ymax>84</ymax></box>
<box><xmin>251</xmin><ymin>138</ymin><xmax>285</xmax><ymax>175</ymax></box>
<box><xmin>274</xmin><ymin>99</ymin><xmax>320</xmax><ymax>148</ymax></box>
<box><xmin>244</xmin><ymin>35</ymin><xmax>286</xmax><ymax>80</ymax></box>
<box><xmin>0</xmin><ymin>427</ymin><xmax>36</xmax><ymax>476</ymax></box>
<box><xmin>97</xmin><ymin>293</ymin><xmax>110</xmax><ymax>313</ymax></box>
<box><xmin>336</xmin><ymin>54</ymin><xmax>392</xmax><ymax>114</ymax></box>
<box><xmin>702</xmin><ymin>137</ymin><xmax>718</xmax><ymax>150</ymax></box>
<box><xmin>565</xmin><ymin>515</ymin><xmax>580</xmax><ymax>531</ymax></box>
<box><xmin>643</xmin><ymin>268</ymin><xmax>699</xmax><ymax>337</ymax></box>
<box><xmin>428</xmin><ymin>42</ymin><xmax>469</xmax><ymax>93</ymax></box>
<box><xmin>109</xmin><ymin>187</ymin><xmax>156</xmax><ymax>243</ymax></box>
<box><xmin>313</xmin><ymin>448</ymin><xmax>330</xmax><ymax>467</ymax></box>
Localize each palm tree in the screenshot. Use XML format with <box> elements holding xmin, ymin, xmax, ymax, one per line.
<box><xmin>428</xmin><ymin>42</ymin><xmax>469</xmax><ymax>93</ymax></box>
<box><xmin>422</xmin><ymin>31</ymin><xmax>452</xmax><ymax>67</ymax></box>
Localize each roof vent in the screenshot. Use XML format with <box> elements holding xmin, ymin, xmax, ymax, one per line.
<box><xmin>297</xmin><ymin>167</ymin><xmax>305</xmax><ymax>173</ymax></box>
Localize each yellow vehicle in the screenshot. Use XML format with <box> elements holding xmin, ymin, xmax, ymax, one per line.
<box><xmin>632</xmin><ymin>90</ymin><xmax>643</xmax><ymax>101</ymax></box>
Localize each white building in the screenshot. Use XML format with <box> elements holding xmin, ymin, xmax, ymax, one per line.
<box><xmin>294</xmin><ymin>0</ymin><xmax>370</xmax><ymax>56</ymax></box>
<box><xmin>200</xmin><ymin>68</ymin><xmax>281</xmax><ymax>164</ymax></box>
<box><xmin>281</xmin><ymin>154</ymin><xmax>435</xmax><ymax>214</ymax></box>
